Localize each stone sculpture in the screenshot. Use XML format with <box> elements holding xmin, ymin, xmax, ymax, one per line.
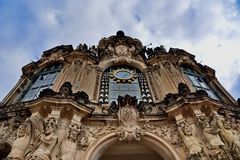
<box><xmin>7</xmin><ymin>124</ymin><xmax>31</xmax><ymax>160</ymax></box>
<box><xmin>202</xmin><ymin>114</ymin><xmax>227</xmax><ymax>159</ymax></box>
<box><xmin>60</xmin><ymin>123</ymin><xmax>81</xmax><ymax>160</ymax></box>
<box><xmin>217</xmin><ymin>113</ymin><xmax>240</xmax><ymax>158</ymax></box>
<box><xmin>26</xmin><ymin>117</ymin><xmax>58</xmax><ymax>160</ymax></box>
<box><xmin>178</xmin><ymin>121</ymin><xmax>203</xmax><ymax>158</ymax></box>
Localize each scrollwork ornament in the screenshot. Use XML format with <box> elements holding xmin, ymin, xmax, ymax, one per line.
<box><xmin>142</xmin><ymin>123</ymin><xmax>183</xmax><ymax>147</ymax></box>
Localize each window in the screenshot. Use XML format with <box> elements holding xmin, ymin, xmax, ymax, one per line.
<box><xmin>182</xmin><ymin>66</ymin><xmax>219</xmax><ymax>100</ymax></box>
<box><xmin>99</xmin><ymin>66</ymin><xmax>152</xmax><ymax>104</ymax></box>
<box><xmin>21</xmin><ymin>63</ymin><xmax>62</xmax><ymax>102</ymax></box>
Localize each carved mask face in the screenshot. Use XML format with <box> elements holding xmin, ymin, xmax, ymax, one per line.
<box><xmin>183</xmin><ymin>124</ymin><xmax>192</xmax><ymax>136</ymax></box>
<box><xmin>60</xmin><ymin>87</ymin><xmax>70</xmax><ymax>96</ymax></box>
<box><xmin>18</xmin><ymin>124</ymin><xmax>26</xmax><ymax>137</ymax></box>
<box><xmin>80</xmin><ymin>136</ymin><xmax>88</xmax><ymax>145</ymax></box>
<box><xmin>45</xmin><ymin>119</ymin><xmax>56</xmax><ymax>135</ymax></box>
<box><xmin>223</xmin><ymin>121</ymin><xmax>231</xmax><ymax>130</ymax></box>
<box><xmin>203</xmin><ymin>121</ymin><xmax>209</xmax><ymax>128</ymax></box>
<box><xmin>69</xmin><ymin>130</ymin><xmax>78</xmax><ymax>141</ymax></box>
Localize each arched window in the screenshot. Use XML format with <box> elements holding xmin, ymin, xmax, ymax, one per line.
<box><xmin>182</xmin><ymin>66</ymin><xmax>219</xmax><ymax>100</ymax></box>
<box><xmin>99</xmin><ymin>66</ymin><xmax>152</xmax><ymax>104</ymax></box>
<box><xmin>21</xmin><ymin>63</ymin><xmax>63</xmax><ymax>102</ymax></box>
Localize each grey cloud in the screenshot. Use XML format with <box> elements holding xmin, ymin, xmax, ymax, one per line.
<box><xmin>1</xmin><ymin>0</ymin><xmax>240</xmax><ymax>100</ymax></box>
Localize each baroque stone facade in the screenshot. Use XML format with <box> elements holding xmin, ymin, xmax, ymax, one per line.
<box><xmin>0</xmin><ymin>31</ymin><xmax>240</xmax><ymax>160</ymax></box>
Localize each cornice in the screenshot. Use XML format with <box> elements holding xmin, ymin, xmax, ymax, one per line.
<box><xmin>24</xmin><ymin>96</ymin><xmax>93</xmax><ymax>117</ymax></box>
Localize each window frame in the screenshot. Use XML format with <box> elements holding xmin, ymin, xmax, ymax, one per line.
<box><xmin>21</xmin><ymin>63</ymin><xmax>63</xmax><ymax>102</ymax></box>
<box><xmin>98</xmin><ymin>66</ymin><xmax>153</xmax><ymax>104</ymax></box>
<box><xmin>182</xmin><ymin>66</ymin><xmax>219</xmax><ymax>100</ymax></box>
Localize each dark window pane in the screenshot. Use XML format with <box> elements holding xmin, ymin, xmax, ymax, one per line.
<box><xmin>21</xmin><ymin>63</ymin><xmax>62</xmax><ymax>102</ymax></box>
<box><xmin>36</xmin><ymin>86</ymin><xmax>49</xmax><ymax>98</ymax></box>
<box><xmin>184</xmin><ymin>67</ymin><xmax>219</xmax><ymax>100</ymax></box>
<box><xmin>32</xmin><ymin>75</ymin><xmax>47</xmax><ymax>88</ymax></box>
<box><xmin>43</xmin><ymin>79</ymin><xmax>53</xmax><ymax>86</ymax></box>
<box><xmin>99</xmin><ymin>66</ymin><xmax>153</xmax><ymax>104</ymax></box>
<box><xmin>23</xmin><ymin>88</ymin><xmax>38</xmax><ymax>101</ymax></box>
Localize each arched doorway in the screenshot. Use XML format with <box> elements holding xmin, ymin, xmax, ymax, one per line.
<box><xmin>99</xmin><ymin>142</ymin><xmax>164</xmax><ymax>160</ymax></box>
<box><xmin>82</xmin><ymin>132</ymin><xmax>181</xmax><ymax>160</ymax></box>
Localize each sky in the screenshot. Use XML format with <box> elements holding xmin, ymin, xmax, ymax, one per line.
<box><xmin>0</xmin><ymin>0</ymin><xmax>240</xmax><ymax>101</ymax></box>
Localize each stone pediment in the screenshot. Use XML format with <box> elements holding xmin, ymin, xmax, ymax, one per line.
<box><xmin>98</xmin><ymin>31</ymin><xmax>143</xmax><ymax>60</ymax></box>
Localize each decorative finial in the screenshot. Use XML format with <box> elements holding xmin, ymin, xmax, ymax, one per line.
<box><xmin>116</xmin><ymin>30</ymin><xmax>125</xmax><ymax>37</ymax></box>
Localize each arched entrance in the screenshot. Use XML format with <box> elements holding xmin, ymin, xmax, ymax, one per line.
<box><xmin>99</xmin><ymin>142</ymin><xmax>164</xmax><ymax>160</ymax></box>
<box><xmin>82</xmin><ymin>132</ymin><xmax>181</xmax><ymax>160</ymax></box>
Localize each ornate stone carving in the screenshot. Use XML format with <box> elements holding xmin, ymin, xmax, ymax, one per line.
<box><xmin>115</xmin><ymin>45</ymin><xmax>131</xmax><ymax>58</ymax></box>
<box><xmin>152</xmin><ymin>64</ymin><xmax>161</xmax><ymax>77</ymax></box>
<box><xmin>0</xmin><ymin>117</ymin><xmax>24</xmax><ymax>145</ymax></box>
<box><xmin>23</xmin><ymin>115</ymin><xmax>47</xmax><ymax>159</ymax></box>
<box><xmin>60</xmin><ymin>122</ymin><xmax>81</xmax><ymax>160</ymax></box>
<box><xmin>136</xmin><ymin>101</ymin><xmax>152</xmax><ymax>115</ymax></box>
<box><xmin>163</xmin><ymin>62</ymin><xmax>172</xmax><ymax>73</ymax></box>
<box><xmin>195</xmin><ymin>90</ymin><xmax>208</xmax><ymax>97</ymax></box>
<box><xmin>178</xmin><ymin>83</ymin><xmax>190</xmax><ymax>96</ymax></box>
<box><xmin>7</xmin><ymin>123</ymin><xmax>31</xmax><ymax>160</ymax></box>
<box><xmin>233</xmin><ymin>119</ymin><xmax>240</xmax><ymax>137</ymax></box>
<box><xmin>217</xmin><ymin>112</ymin><xmax>240</xmax><ymax>159</ymax></box>
<box><xmin>86</xmin><ymin>63</ymin><xmax>94</xmax><ymax>75</ymax></box>
<box><xmin>98</xmin><ymin>31</ymin><xmax>143</xmax><ymax>61</ymax></box>
<box><xmin>38</xmin><ymin>82</ymin><xmax>89</xmax><ymax>104</ymax></box>
<box><xmin>178</xmin><ymin>121</ymin><xmax>203</xmax><ymax>159</ymax></box>
<box><xmin>59</xmin><ymin>82</ymin><xmax>73</xmax><ymax>97</ymax></box>
<box><xmin>26</xmin><ymin>117</ymin><xmax>58</xmax><ymax>160</ymax></box>
<box><xmin>116</xmin><ymin>95</ymin><xmax>144</xmax><ymax>141</ymax></box>
<box><xmin>201</xmin><ymin>114</ymin><xmax>228</xmax><ymax>159</ymax></box>
<box><xmin>42</xmin><ymin>45</ymin><xmax>73</xmax><ymax>58</ymax></box>
<box><xmin>108</xmin><ymin>101</ymin><xmax>119</xmax><ymax>115</ymax></box>
<box><xmin>163</xmin><ymin>93</ymin><xmax>178</xmax><ymax>105</ymax></box>
<box><xmin>107</xmin><ymin>100</ymin><xmax>152</xmax><ymax>116</ymax></box>
<box><xmin>77</xmin><ymin>122</ymin><xmax>117</xmax><ymax>151</ymax></box>
<box><xmin>38</xmin><ymin>88</ymin><xmax>56</xmax><ymax>98</ymax></box>
<box><xmin>73</xmin><ymin>60</ymin><xmax>83</xmax><ymax>73</ymax></box>
<box><xmin>143</xmin><ymin>123</ymin><xmax>182</xmax><ymax>147</ymax></box>
<box><xmin>74</xmin><ymin>91</ymin><xmax>89</xmax><ymax>104</ymax></box>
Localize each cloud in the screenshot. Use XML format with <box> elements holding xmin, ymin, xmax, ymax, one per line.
<box><xmin>0</xmin><ymin>0</ymin><xmax>240</xmax><ymax>101</ymax></box>
<box><xmin>0</xmin><ymin>47</ymin><xmax>32</xmax><ymax>101</ymax></box>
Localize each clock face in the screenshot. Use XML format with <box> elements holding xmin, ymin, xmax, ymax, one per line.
<box><xmin>115</xmin><ymin>70</ymin><xmax>131</xmax><ymax>80</ymax></box>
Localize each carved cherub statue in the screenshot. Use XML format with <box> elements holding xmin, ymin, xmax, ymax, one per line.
<box><xmin>26</xmin><ymin>117</ymin><xmax>58</xmax><ymax>160</ymax></box>
<box><xmin>8</xmin><ymin>123</ymin><xmax>31</xmax><ymax>160</ymax></box>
